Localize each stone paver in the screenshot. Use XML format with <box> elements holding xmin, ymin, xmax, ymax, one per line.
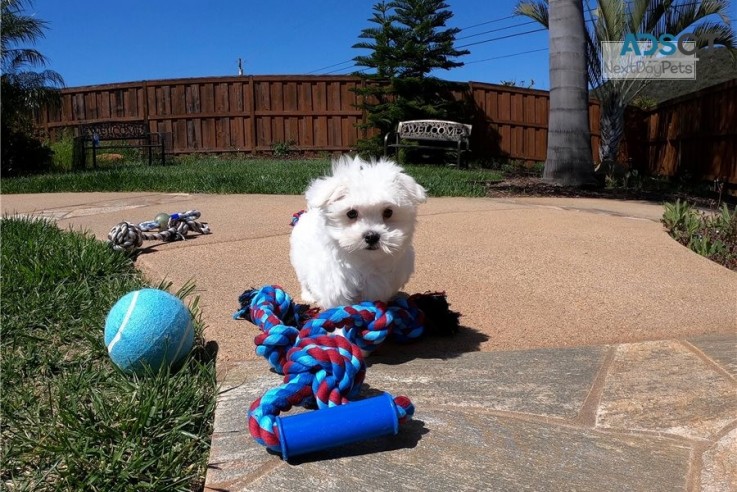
<box><xmin>366</xmin><ymin>347</ymin><xmax>609</xmax><ymax>419</ymax></box>
<box><xmin>701</xmin><ymin>428</ymin><xmax>737</xmax><ymax>492</ymax></box>
<box><xmin>688</xmin><ymin>333</ymin><xmax>737</xmax><ymax>379</ymax></box>
<box><xmin>596</xmin><ymin>340</ymin><xmax>737</xmax><ymax>440</ymax></box>
<box><xmin>243</xmin><ymin>408</ymin><xmax>692</xmax><ymax>492</ymax></box>
<box><xmin>206</xmin><ymin>338</ymin><xmax>737</xmax><ymax>491</ymax></box>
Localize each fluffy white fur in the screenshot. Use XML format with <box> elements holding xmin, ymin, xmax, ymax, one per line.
<box><xmin>290</xmin><ymin>155</ymin><xmax>427</xmax><ymax>309</ymax></box>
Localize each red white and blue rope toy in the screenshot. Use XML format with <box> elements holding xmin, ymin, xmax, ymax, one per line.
<box><xmin>234</xmin><ymin>285</ymin><xmax>459</xmax><ymax>459</ymax></box>
<box><xmin>107</xmin><ymin>210</ymin><xmax>211</xmax><ymax>252</ymax></box>
<box><xmin>233</xmin><ymin>212</ymin><xmax>459</xmax><ymax>459</ymax></box>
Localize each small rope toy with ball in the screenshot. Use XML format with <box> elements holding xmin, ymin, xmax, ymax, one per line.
<box><xmin>108</xmin><ymin>210</ymin><xmax>211</xmax><ymax>252</ymax></box>
<box><xmin>234</xmin><ymin>284</ymin><xmax>459</xmax><ymax>460</ymax></box>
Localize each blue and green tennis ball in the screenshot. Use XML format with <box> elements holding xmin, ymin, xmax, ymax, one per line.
<box><xmin>104</xmin><ymin>288</ymin><xmax>195</xmax><ymax>375</ymax></box>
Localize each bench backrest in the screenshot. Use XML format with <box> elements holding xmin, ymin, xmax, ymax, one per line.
<box><xmin>79</xmin><ymin>121</ymin><xmax>150</xmax><ymax>140</ymax></box>
<box><xmin>397</xmin><ymin>120</ymin><xmax>472</xmax><ymax>142</ymax></box>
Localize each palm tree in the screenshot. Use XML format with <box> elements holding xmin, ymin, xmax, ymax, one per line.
<box><xmin>1</xmin><ymin>0</ymin><xmax>64</xmax><ymax>175</ymax></box>
<box><xmin>516</xmin><ymin>0</ymin><xmax>735</xmax><ymax>169</ymax></box>
<box><xmin>1</xmin><ymin>0</ymin><xmax>64</xmax><ymax>131</ymax></box>
<box><xmin>542</xmin><ymin>0</ymin><xmax>596</xmax><ymax>186</ymax></box>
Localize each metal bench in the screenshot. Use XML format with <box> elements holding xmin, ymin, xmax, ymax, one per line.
<box><xmin>75</xmin><ymin>121</ymin><xmax>168</xmax><ymax>168</ymax></box>
<box><xmin>384</xmin><ymin>119</ymin><xmax>472</xmax><ymax>167</ymax></box>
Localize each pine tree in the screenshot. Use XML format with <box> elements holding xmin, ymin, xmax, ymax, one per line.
<box><xmin>352</xmin><ymin>1</ymin><xmax>401</xmax><ymax>155</ymax></box>
<box><xmin>390</xmin><ymin>0</ymin><xmax>467</xmax><ymax>78</ymax></box>
<box><xmin>353</xmin><ymin>1</ymin><xmax>399</xmax><ymax>79</ymax></box>
<box><xmin>352</xmin><ymin>0</ymin><xmax>469</xmax><ymax>158</ymax></box>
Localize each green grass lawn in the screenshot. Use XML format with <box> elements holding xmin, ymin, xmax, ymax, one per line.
<box><xmin>1</xmin><ymin>157</ymin><xmax>501</xmax><ymax>197</ymax></box>
<box><xmin>0</xmin><ymin>216</ymin><xmax>217</xmax><ymax>490</ymax></box>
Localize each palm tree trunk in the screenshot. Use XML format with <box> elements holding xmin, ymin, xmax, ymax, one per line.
<box><xmin>598</xmin><ymin>90</ymin><xmax>626</xmax><ymax>166</ymax></box>
<box><xmin>544</xmin><ymin>0</ymin><xmax>597</xmax><ymax>187</ymax></box>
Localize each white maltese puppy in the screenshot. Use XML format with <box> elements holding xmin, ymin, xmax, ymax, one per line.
<box><xmin>290</xmin><ymin>155</ymin><xmax>427</xmax><ymax>309</ymax></box>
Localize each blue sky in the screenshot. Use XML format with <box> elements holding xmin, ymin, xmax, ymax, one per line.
<box><xmin>31</xmin><ymin>0</ymin><xmax>552</xmax><ymax>89</ymax></box>
<box><xmin>28</xmin><ymin>1</ymin><xmax>737</xmax><ymax>90</ymax></box>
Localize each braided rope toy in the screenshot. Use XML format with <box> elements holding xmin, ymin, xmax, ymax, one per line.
<box><xmin>107</xmin><ymin>210</ymin><xmax>211</xmax><ymax>252</ymax></box>
<box><xmin>234</xmin><ymin>284</ymin><xmax>459</xmax><ymax>459</ymax></box>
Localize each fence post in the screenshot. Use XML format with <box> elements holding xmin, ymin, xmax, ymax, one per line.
<box><xmin>360</xmin><ymin>78</ymin><xmax>367</xmax><ymax>140</ymax></box>
<box><xmin>249</xmin><ymin>76</ymin><xmax>257</xmax><ymax>153</ymax></box>
<box><xmin>142</xmin><ymin>80</ymin><xmax>150</xmax><ymax>132</ymax></box>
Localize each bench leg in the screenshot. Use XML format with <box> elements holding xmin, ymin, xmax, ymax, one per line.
<box><xmin>457</xmin><ymin>143</ymin><xmax>469</xmax><ymax>169</ymax></box>
<box><xmin>384</xmin><ymin>144</ymin><xmax>401</xmax><ymax>163</ymax></box>
<box><xmin>394</xmin><ymin>145</ymin><xmax>402</xmax><ymax>164</ymax></box>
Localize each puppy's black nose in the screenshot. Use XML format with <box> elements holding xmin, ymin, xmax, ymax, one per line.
<box><xmin>363</xmin><ymin>231</ymin><xmax>380</xmax><ymax>246</ymax></box>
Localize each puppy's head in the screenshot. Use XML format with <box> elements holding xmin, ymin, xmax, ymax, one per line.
<box><xmin>305</xmin><ymin>155</ymin><xmax>427</xmax><ymax>255</ymax></box>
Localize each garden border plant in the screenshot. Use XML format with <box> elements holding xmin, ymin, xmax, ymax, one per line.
<box><xmin>661</xmin><ymin>199</ymin><xmax>737</xmax><ymax>271</ymax></box>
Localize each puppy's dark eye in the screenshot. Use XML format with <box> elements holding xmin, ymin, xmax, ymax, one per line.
<box><xmin>383</xmin><ymin>208</ymin><xmax>393</xmax><ymax>219</ymax></box>
<box><xmin>346</xmin><ymin>209</ymin><xmax>358</xmax><ymax>219</ymax></box>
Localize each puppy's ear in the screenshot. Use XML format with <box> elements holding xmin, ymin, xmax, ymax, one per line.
<box><xmin>305</xmin><ymin>177</ymin><xmax>347</xmax><ymax>209</ymax></box>
<box><xmin>396</xmin><ymin>173</ymin><xmax>428</xmax><ymax>205</ymax></box>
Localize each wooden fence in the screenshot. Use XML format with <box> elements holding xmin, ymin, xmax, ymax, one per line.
<box><xmin>467</xmin><ymin>82</ymin><xmax>601</xmax><ymax>162</ymax></box>
<box><xmin>36</xmin><ymin>75</ymin><xmax>601</xmax><ymax>162</ymax></box>
<box><xmin>35</xmin><ymin>75</ymin><xmax>736</xmax><ymax>184</ymax></box>
<box><xmin>39</xmin><ymin>76</ymin><xmax>365</xmax><ymax>154</ymax></box>
<box><xmin>637</xmin><ymin>79</ymin><xmax>736</xmax><ymax>184</ymax></box>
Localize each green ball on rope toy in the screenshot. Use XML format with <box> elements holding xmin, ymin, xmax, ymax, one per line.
<box><xmin>154</xmin><ymin>212</ymin><xmax>171</xmax><ymax>230</ymax></box>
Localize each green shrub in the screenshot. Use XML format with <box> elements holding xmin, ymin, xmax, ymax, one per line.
<box><xmin>271</xmin><ymin>140</ymin><xmax>296</xmax><ymax>157</ymax></box>
<box><xmin>662</xmin><ymin>200</ymin><xmax>737</xmax><ymax>271</ymax></box>
<box><xmin>48</xmin><ymin>129</ymin><xmax>76</xmax><ymax>172</ymax></box>
<box><xmin>1</xmin><ymin>125</ymin><xmax>54</xmax><ymax>177</ymax></box>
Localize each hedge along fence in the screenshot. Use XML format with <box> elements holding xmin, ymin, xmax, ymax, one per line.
<box><xmin>35</xmin><ymin>75</ymin><xmax>736</xmax><ymax>184</ymax></box>
<box><xmin>35</xmin><ymin>75</ymin><xmax>601</xmax><ymax>164</ymax></box>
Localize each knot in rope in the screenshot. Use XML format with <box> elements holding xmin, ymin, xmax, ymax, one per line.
<box><xmin>387</xmin><ymin>295</ymin><xmax>426</xmax><ymax>343</ymax></box>
<box><xmin>300</xmin><ymin>302</ymin><xmax>394</xmax><ymax>353</ymax></box>
<box><xmin>166</xmin><ymin>210</ymin><xmax>211</xmax><ymax>239</ymax></box>
<box><xmin>234</xmin><ymin>285</ymin><xmax>304</xmax><ymax>374</ymax></box>
<box><xmin>108</xmin><ymin>221</ymin><xmax>144</xmax><ymax>252</ymax></box>
<box><xmin>284</xmin><ymin>335</ymin><xmax>366</xmax><ymax>408</ymax></box>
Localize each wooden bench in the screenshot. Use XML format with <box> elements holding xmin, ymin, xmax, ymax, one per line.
<box><xmin>76</xmin><ymin>121</ymin><xmax>168</xmax><ymax>168</ymax></box>
<box><xmin>384</xmin><ymin>119</ymin><xmax>472</xmax><ymax>167</ymax></box>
